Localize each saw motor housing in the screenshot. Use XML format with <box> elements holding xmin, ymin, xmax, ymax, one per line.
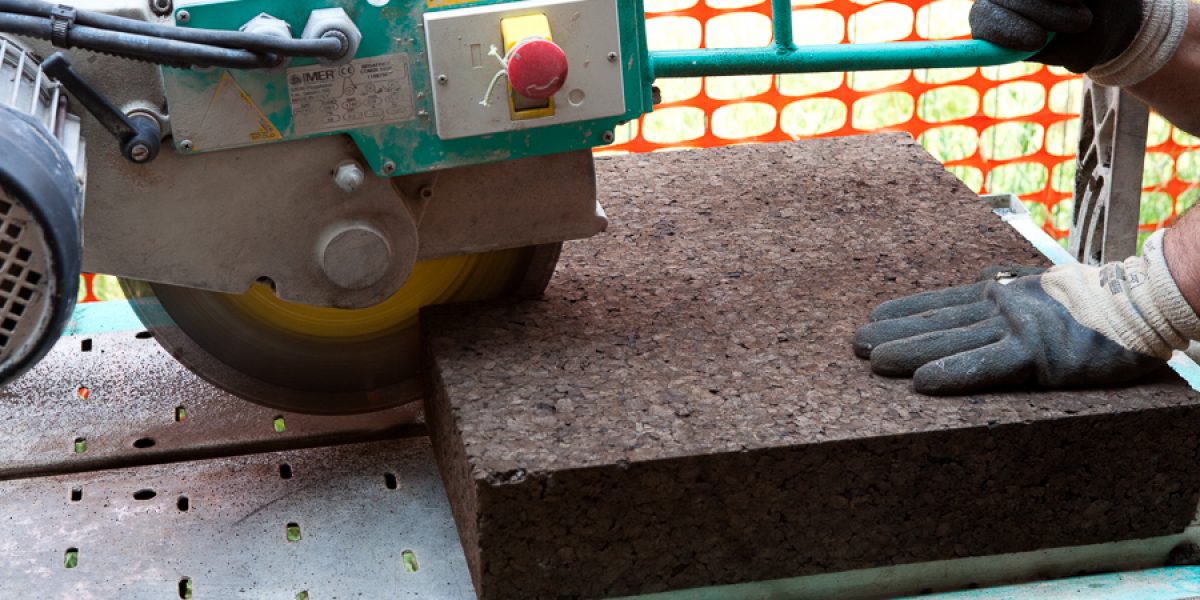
<box><xmin>0</xmin><ymin>38</ymin><xmax>84</xmax><ymax>383</ymax></box>
<box><xmin>13</xmin><ymin>0</ymin><xmax>648</xmax><ymax>312</ymax></box>
<box><xmin>0</xmin><ymin>0</ymin><xmax>652</xmax><ymax>400</ymax></box>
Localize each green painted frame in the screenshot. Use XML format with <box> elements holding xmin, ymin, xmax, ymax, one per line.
<box><xmin>164</xmin><ymin>0</ymin><xmax>654</xmax><ymax>176</ymax></box>
<box><xmin>161</xmin><ymin>0</ymin><xmax>1037</xmax><ymax>176</ymax></box>
<box><xmin>649</xmin><ymin>0</ymin><xmax>1039</xmax><ymax>78</ymax></box>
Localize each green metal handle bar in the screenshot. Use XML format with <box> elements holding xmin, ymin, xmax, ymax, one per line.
<box><xmin>649</xmin><ymin>0</ymin><xmax>1041</xmax><ymax>79</ymax></box>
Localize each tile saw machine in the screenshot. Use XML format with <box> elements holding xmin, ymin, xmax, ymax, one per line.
<box><xmin>0</xmin><ymin>0</ymin><xmax>1041</xmax><ymax>414</ymax></box>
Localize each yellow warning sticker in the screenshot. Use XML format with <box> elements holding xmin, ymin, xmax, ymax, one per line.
<box><xmin>192</xmin><ymin>71</ymin><xmax>282</xmax><ymax>149</ymax></box>
<box><xmin>426</xmin><ymin>0</ymin><xmax>481</xmax><ymax>9</ymax></box>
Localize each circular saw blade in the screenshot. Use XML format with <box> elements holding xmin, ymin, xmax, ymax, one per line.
<box><xmin>120</xmin><ymin>245</ymin><xmax>561</xmax><ymax>415</ymax></box>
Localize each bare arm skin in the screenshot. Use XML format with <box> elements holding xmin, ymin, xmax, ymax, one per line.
<box><xmin>1128</xmin><ymin>2</ymin><xmax>1200</xmax><ymax>135</ymax></box>
<box><xmin>1165</xmin><ymin>207</ymin><xmax>1200</xmax><ymax>314</ymax></box>
<box><xmin>1127</xmin><ymin>3</ymin><xmax>1200</xmax><ymax>314</ymax></box>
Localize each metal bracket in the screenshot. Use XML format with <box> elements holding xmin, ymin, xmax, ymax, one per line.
<box><xmin>1068</xmin><ymin>78</ymin><xmax>1150</xmax><ymax>265</ymax></box>
<box><xmin>41</xmin><ymin>53</ymin><xmax>162</xmax><ymax>164</ymax></box>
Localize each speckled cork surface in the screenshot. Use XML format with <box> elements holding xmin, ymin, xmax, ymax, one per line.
<box><xmin>422</xmin><ymin>134</ymin><xmax>1200</xmax><ymax>600</ymax></box>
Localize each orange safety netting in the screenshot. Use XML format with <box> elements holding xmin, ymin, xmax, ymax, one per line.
<box><xmin>76</xmin><ymin>0</ymin><xmax>1200</xmax><ymax>302</ymax></box>
<box><xmin>607</xmin><ymin>0</ymin><xmax>1200</xmax><ymax>244</ymax></box>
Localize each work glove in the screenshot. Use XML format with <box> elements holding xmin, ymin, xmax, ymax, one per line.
<box><xmin>970</xmin><ymin>0</ymin><xmax>1189</xmax><ymax>86</ymax></box>
<box><xmin>853</xmin><ymin>230</ymin><xmax>1200</xmax><ymax>395</ymax></box>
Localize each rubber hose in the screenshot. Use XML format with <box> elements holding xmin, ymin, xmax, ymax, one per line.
<box><xmin>0</xmin><ymin>0</ymin><xmax>345</xmax><ymax>58</ymax></box>
<box><xmin>0</xmin><ymin>12</ymin><xmax>275</xmax><ymax>68</ymax></box>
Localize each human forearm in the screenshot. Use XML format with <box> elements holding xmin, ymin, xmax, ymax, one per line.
<box><xmin>1128</xmin><ymin>1</ymin><xmax>1200</xmax><ymax>136</ymax></box>
<box><xmin>1164</xmin><ymin>203</ymin><xmax>1200</xmax><ymax>314</ymax></box>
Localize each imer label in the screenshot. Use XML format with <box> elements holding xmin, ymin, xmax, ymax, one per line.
<box><xmin>287</xmin><ymin>54</ymin><xmax>416</xmax><ymax>136</ymax></box>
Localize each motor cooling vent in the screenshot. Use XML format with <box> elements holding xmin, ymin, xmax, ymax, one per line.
<box><xmin>0</xmin><ymin>187</ymin><xmax>54</xmax><ymax>366</ymax></box>
<box><xmin>0</xmin><ymin>35</ymin><xmax>83</xmax><ymax>383</ymax></box>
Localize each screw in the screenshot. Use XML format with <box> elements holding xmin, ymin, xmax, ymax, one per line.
<box><xmin>179</xmin><ymin>139</ymin><xmax>194</xmax><ymax>152</ymax></box>
<box><xmin>417</xmin><ymin>109</ymin><xmax>429</xmax><ymax>118</ymax></box>
<box><xmin>381</xmin><ymin>160</ymin><xmax>397</xmax><ymax>175</ymax></box>
<box><xmin>176</xmin><ymin>9</ymin><xmax>190</xmax><ymax>22</ymax></box>
<box><xmin>418</xmin><ymin>185</ymin><xmax>434</xmax><ymax>200</ymax></box>
<box><xmin>436</xmin><ymin>74</ymin><xmax>448</xmax><ymax>85</ymax></box>
<box><xmin>601</xmin><ymin>131</ymin><xmax>615</xmax><ymax>144</ymax></box>
<box><xmin>130</xmin><ymin>143</ymin><xmax>151</xmax><ymax>163</ymax></box>
<box><xmin>607</xmin><ymin>52</ymin><xmax>618</xmax><ymax>62</ymax></box>
<box><xmin>150</xmin><ymin>0</ymin><xmax>172</xmax><ymax>16</ymax></box>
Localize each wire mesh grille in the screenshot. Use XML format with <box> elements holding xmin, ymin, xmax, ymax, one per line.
<box><xmin>0</xmin><ymin>187</ymin><xmax>53</xmax><ymax>359</ymax></box>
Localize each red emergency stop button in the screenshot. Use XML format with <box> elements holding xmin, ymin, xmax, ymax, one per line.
<box><xmin>507</xmin><ymin>38</ymin><xmax>568</xmax><ymax>100</ymax></box>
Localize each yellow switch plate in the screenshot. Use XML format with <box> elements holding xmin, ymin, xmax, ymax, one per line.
<box><xmin>501</xmin><ymin>14</ymin><xmax>552</xmax><ymax>51</ymax></box>
<box><xmin>500</xmin><ymin>13</ymin><xmax>556</xmax><ymax>120</ymax></box>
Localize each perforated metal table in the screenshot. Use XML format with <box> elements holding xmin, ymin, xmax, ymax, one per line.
<box><xmin>0</xmin><ymin>322</ymin><xmax>474</xmax><ymax>599</ymax></box>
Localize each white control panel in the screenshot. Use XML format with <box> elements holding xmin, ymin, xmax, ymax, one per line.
<box><xmin>423</xmin><ymin>0</ymin><xmax>626</xmax><ymax>140</ymax></box>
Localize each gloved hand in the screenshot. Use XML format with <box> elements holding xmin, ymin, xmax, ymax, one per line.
<box><xmin>853</xmin><ymin>231</ymin><xmax>1200</xmax><ymax>395</ymax></box>
<box><xmin>970</xmin><ymin>0</ymin><xmax>1189</xmax><ymax>86</ymax></box>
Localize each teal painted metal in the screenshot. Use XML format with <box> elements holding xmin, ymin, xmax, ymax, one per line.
<box><xmin>770</xmin><ymin>0</ymin><xmax>796</xmax><ymax>52</ymax></box>
<box><xmin>649</xmin><ymin>0</ymin><xmax>1043</xmax><ymax>79</ymax></box>
<box><xmin>649</xmin><ymin>40</ymin><xmax>1039</xmax><ymax>79</ymax></box>
<box><xmin>917</xmin><ymin>566</ymin><xmax>1200</xmax><ymax>599</ymax></box>
<box><xmin>63</xmin><ymin>301</ymin><xmax>144</xmax><ymax>336</ymax></box>
<box><xmin>160</xmin><ymin>0</ymin><xmax>1042</xmax><ymax>176</ymax></box>
<box><xmin>162</xmin><ymin>0</ymin><xmax>653</xmax><ymax>176</ymax></box>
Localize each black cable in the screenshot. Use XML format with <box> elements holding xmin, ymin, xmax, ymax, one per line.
<box><xmin>0</xmin><ymin>12</ymin><xmax>274</xmax><ymax>68</ymax></box>
<box><xmin>0</xmin><ymin>0</ymin><xmax>345</xmax><ymax>58</ymax></box>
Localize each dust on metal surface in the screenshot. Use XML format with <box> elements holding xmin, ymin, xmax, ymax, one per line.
<box><xmin>0</xmin><ymin>326</ymin><xmax>472</xmax><ymax>598</ymax></box>
<box><xmin>0</xmin><ymin>437</ymin><xmax>474</xmax><ymax>599</ymax></box>
<box><xmin>915</xmin><ymin>566</ymin><xmax>1200</xmax><ymax>600</ymax></box>
<box><xmin>0</xmin><ymin>331</ymin><xmax>422</xmax><ymax>480</ymax></box>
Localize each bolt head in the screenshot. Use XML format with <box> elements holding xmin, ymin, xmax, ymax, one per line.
<box><xmin>333</xmin><ymin>161</ymin><xmax>366</xmax><ymax>193</ymax></box>
<box><xmin>601</xmin><ymin>131</ymin><xmax>615</xmax><ymax>144</ymax></box>
<box><xmin>176</xmin><ymin>9</ymin><xmax>190</xmax><ymax>22</ymax></box>
<box><xmin>607</xmin><ymin>52</ymin><xmax>618</xmax><ymax>62</ymax></box>
<box><xmin>130</xmin><ymin>144</ymin><xmax>151</xmax><ymax>162</ymax></box>
<box><xmin>179</xmin><ymin>139</ymin><xmax>194</xmax><ymax>152</ymax></box>
<box><xmin>436</xmin><ymin>74</ymin><xmax>448</xmax><ymax>84</ymax></box>
<box><xmin>381</xmin><ymin>160</ymin><xmax>397</xmax><ymax>175</ymax></box>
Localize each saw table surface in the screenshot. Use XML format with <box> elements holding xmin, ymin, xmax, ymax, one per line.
<box><xmin>2</xmin><ymin>134</ymin><xmax>1199</xmax><ymax>600</ymax></box>
<box><xmin>422</xmin><ymin>134</ymin><xmax>1200</xmax><ymax>599</ymax></box>
<box><xmin>0</xmin><ymin>332</ymin><xmax>468</xmax><ymax>599</ymax></box>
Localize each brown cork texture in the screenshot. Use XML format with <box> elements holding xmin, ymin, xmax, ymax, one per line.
<box><xmin>421</xmin><ymin>134</ymin><xmax>1200</xmax><ymax>600</ymax></box>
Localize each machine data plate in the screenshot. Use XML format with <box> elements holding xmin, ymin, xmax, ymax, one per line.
<box><xmin>287</xmin><ymin>54</ymin><xmax>417</xmax><ymax>136</ymax></box>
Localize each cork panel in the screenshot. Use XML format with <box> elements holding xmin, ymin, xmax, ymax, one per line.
<box><xmin>423</xmin><ymin>134</ymin><xmax>1200</xmax><ymax>599</ymax></box>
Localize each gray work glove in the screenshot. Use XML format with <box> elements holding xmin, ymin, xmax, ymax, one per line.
<box><xmin>970</xmin><ymin>0</ymin><xmax>1188</xmax><ymax>86</ymax></box>
<box><xmin>969</xmin><ymin>0</ymin><xmax>1141</xmax><ymax>71</ymax></box>
<box><xmin>854</xmin><ymin>231</ymin><xmax>1200</xmax><ymax>395</ymax></box>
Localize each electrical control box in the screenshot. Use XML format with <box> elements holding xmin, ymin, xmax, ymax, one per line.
<box><xmin>424</xmin><ymin>0</ymin><xmax>626</xmax><ymax>140</ymax></box>
<box><xmin>159</xmin><ymin>0</ymin><xmax>652</xmax><ymax>177</ymax></box>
